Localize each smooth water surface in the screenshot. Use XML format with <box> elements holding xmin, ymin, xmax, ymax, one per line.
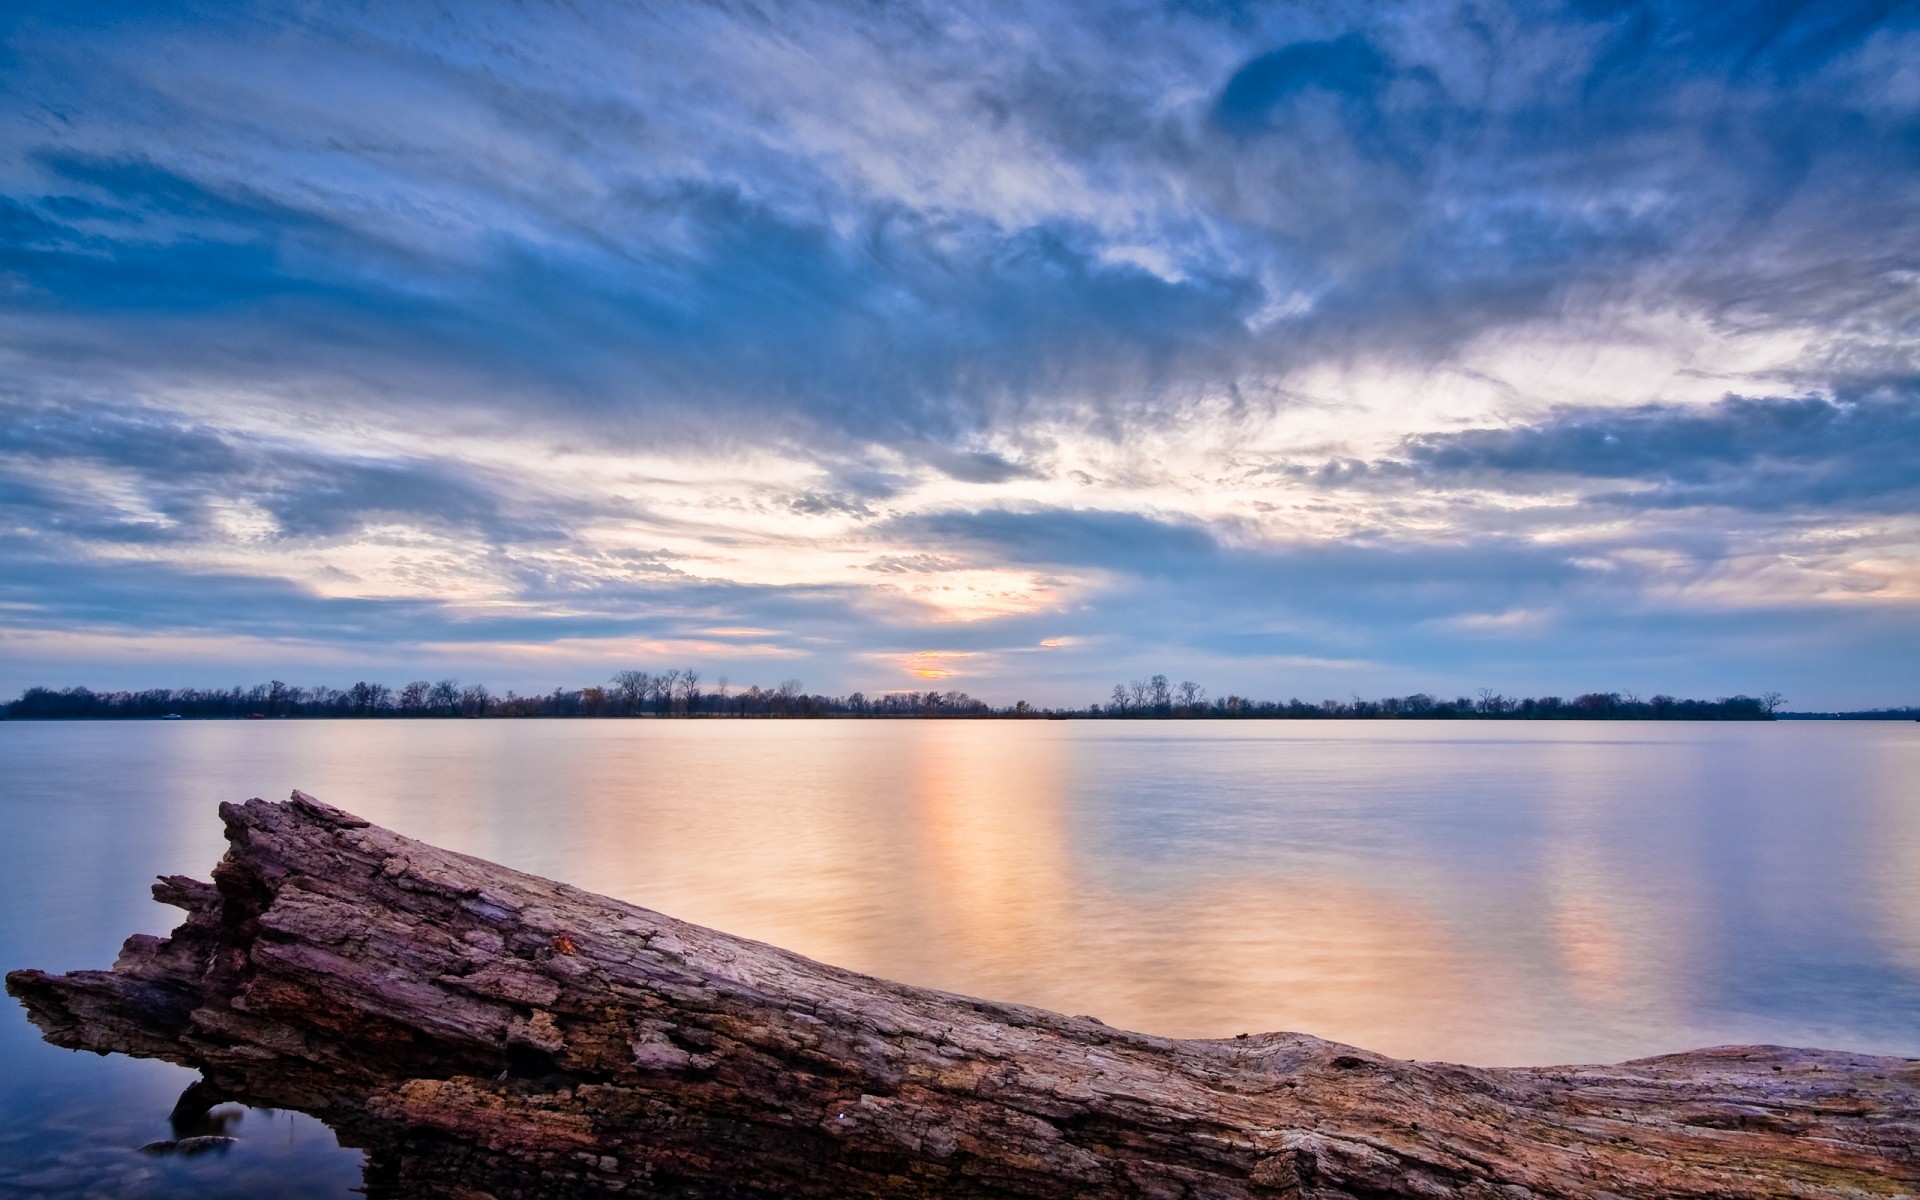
<box><xmin>3</xmin><ymin>719</ymin><xmax>1918</xmax><ymax>1195</ymax></box>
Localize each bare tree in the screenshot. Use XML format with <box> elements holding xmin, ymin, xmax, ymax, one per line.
<box><xmin>1761</xmin><ymin>690</ymin><xmax>1786</xmax><ymax>715</ymax></box>
<box><xmin>348</xmin><ymin>681</ymin><xmax>393</xmax><ymax>716</ymax></box>
<box><xmin>1176</xmin><ymin>680</ymin><xmax>1204</xmax><ymax>713</ymax></box>
<box><xmin>429</xmin><ymin>679</ymin><xmax>461</xmax><ymax>716</ymax></box>
<box><xmin>678</xmin><ymin>669</ymin><xmax>701</xmax><ymax>715</ymax></box>
<box><xmin>610</xmin><ymin>670</ymin><xmax>650</xmax><ymax>716</ymax></box>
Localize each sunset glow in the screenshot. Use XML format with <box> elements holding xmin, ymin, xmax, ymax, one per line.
<box><xmin>0</xmin><ymin>2</ymin><xmax>1915</xmax><ymax>706</ymax></box>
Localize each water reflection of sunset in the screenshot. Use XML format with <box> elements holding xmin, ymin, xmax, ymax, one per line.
<box><xmin>909</xmin><ymin>722</ymin><xmax>1073</xmax><ymax>994</ymax></box>
<box><xmin>121</xmin><ymin>719</ymin><xmax>1920</xmax><ymax>1068</ymax></box>
<box><xmin>795</xmin><ymin>723</ymin><xmax>1491</xmax><ymax>1056</ymax></box>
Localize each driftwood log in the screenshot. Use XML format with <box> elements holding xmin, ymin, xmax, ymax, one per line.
<box><xmin>9</xmin><ymin>792</ymin><xmax>1919</xmax><ymax>1199</ymax></box>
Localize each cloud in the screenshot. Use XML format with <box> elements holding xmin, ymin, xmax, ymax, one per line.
<box><xmin>1</xmin><ymin>148</ymin><xmax>1263</xmax><ymax>452</ymax></box>
<box><xmin>786</xmin><ymin>491</ymin><xmax>878</xmax><ymax>519</ymax></box>
<box><xmin>1217</xmin><ymin>33</ymin><xmax>1397</xmax><ymax>129</ymax></box>
<box><xmin>0</xmin><ymin>0</ymin><xmax>1917</xmax><ymax>706</ymax></box>
<box><xmin>1212</xmin><ymin>31</ymin><xmax>1441</xmax><ymax>175</ymax></box>
<box><xmin>1389</xmin><ymin>385</ymin><xmax>1920</xmax><ymax>512</ymax></box>
<box><xmin>0</xmin><ymin>394</ymin><xmax>583</xmax><ymax>546</ymax></box>
<box><xmin>923</xmin><ymin>447</ymin><xmax>1043</xmax><ymax>484</ymax></box>
<box><xmin>886</xmin><ymin>507</ymin><xmax>1219</xmax><ymax>572</ymax></box>
<box><xmin>6</xmin><ymin>1</ymin><xmax>1915</xmax><ymax>446</ymax></box>
<box><xmin>865</xmin><ymin>554</ymin><xmax>958</xmax><ymax>574</ymax></box>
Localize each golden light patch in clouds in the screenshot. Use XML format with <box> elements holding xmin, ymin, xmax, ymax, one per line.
<box><xmin>59</xmin><ymin>346</ymin><xmax>1911</xmax><ymax>705</ymax></box>
<box><xmin>1825</xmin><ymin>554</ymin><xmax>1920</xmax><ymax>600</ymax></box>
<box><xmin>898</xmin><ymin>650</ymin><xmax>971</xmax><ymax>680</ymax></box>
<box><xmin>882</xmin><ymin>568</ymin><xmax>1068</xmax><ymax>622</ymax></box>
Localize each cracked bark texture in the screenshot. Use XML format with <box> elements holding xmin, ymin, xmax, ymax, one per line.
<box><xmin>8</xmin><ymin>792</ymin><xmax>1919</xmax><ymax>1199</ymax></box>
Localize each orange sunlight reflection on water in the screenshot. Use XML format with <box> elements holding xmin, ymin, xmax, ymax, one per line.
<box><xmin>17</xmin><ymin>718</ymin><xmax>1914</xmax><ymax>1067</ymax></box>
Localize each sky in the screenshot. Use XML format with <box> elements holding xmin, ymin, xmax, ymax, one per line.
<box><xmin>1</xmin><ymin>0</ymin><xmax>1917</xmax><ymax>708</ymax></box>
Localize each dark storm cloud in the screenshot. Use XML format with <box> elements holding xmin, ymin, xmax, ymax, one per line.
<box><xmin>1383</xmin><ymin>385</ymin><xmax>1920</xmax><ymax>512</ymax></box>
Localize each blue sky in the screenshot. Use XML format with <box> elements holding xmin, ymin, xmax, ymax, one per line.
<box><xmin>2</xmin><ymin>0</ymin><xmax>1916</xmax><ymax>706</ymax></box>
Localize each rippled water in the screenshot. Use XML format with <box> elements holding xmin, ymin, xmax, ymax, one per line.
<box><xmin>3</xmin><ymin>719</ymin><xmax>1917</xmax><ymax>1195</ymax></box>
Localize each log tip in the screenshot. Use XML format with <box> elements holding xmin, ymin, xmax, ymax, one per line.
<box><xmin>5</xmin><ymin>970</ymin><xmax>56</xmax><ymax>1039</ymax></box>
<box><xmin>287</xmin><ymin>788</ymin><xmax>372</xmax><ymax>829</ymax></box>
<box><xmin>216</xmin><ymin>798</ymin><xmax>263</xmax><ymax>831</ymax></box>
<box><xmin>5</xmin><ymin>968</ymin><xmax>77</xmax><ymax>1034</ymax></box>
<box><xmin>4</xmin><ymin>966</ymin><xmax>49</xmax><ymax>999</ymax></box>
<box><xmin>152</xmin><ymin>874</ymin><xmax>218</xmax><ymax>912</ymax></box>
<box><xmin>213</xmin><ymin>791</ymin><xmax>370</xmax><ymax>836</ymax></box>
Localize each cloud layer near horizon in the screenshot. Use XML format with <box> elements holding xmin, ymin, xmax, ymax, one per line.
<box><xmin>2</xmin><ymin>0</ymin><xmax>1917</xmax><ymax>705</ymax></box>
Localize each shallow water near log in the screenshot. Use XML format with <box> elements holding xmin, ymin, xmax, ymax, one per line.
<box><xmin>2</xmin><ymin>719</ymin><xmax>1917</xmax><ymax>1196</ymax></box>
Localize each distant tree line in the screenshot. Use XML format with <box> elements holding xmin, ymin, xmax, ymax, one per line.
<box><xmin>1095</xmin><ymin>675</ymin><xmax>1784</xmax><ymax>720</ymax></box>
<box><xmin>1777</xmin><ymin>707</ymin><xmax>1920</xmax><ymax>721</ymax></box>
<box><xmin>0</xmin><ymin>675</ymin><xmax>992</xmax><ymax>720</ymax></box>
<box><xmin>3</xmin><ymin>671</ymin><xmax>1793</xmax><ymax>721</ymax></box>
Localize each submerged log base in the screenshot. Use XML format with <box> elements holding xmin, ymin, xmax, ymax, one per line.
<box><xmin>9</xmin><ymin>793</ymin><xmax>1919</xmax><ymax>1200</ymax></box>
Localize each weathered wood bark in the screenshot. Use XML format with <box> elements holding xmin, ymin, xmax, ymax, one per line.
<box><xmin>9</xmin><ymin>792</ymin><xmax>1919</xmax><ymax>1199</ymax></box>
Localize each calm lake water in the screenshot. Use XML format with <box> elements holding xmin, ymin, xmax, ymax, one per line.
<box><xmin>2</xmin><ymin>719</ymin><xmax>1917</xmax><ymax>1196</ymax></box>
